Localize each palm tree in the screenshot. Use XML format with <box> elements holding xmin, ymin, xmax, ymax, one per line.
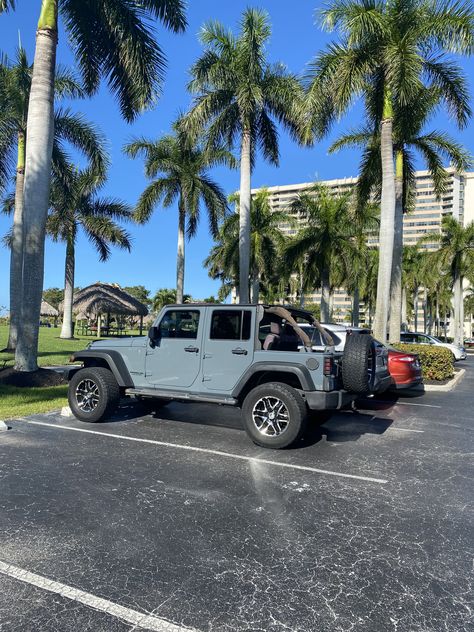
<box><xmin>205</xmin><ymin>189</ymin><xmax>293</xmax><ymax>304</ymax></box>
<box><xmin>419</xmin><ymin>216</ymin><xmax>474</xmax><ymax>346</ymax></box>
<box><xmin>124</xmin><ymin>124</ymin><xmax>232</xmax><ymax>303</ymax></box>
<box><xmin>0</xmin><ymin>48</ymin><xmax>108</xmax><ymax>350</ymax></box>
<box><xmin>330</xmin><ymin>86</ymin><xmax>471</xmax><ymax>342</ymax></box>
<box><xmin>306</xmin><ymin>0</ymin><xmax>473</xmax><ymax>341</ymax></box>
<box><xmin>184</xmin><ymin>8</ymin><xmax>304</xmax><ymax>303</ymax></box>
<box><xmin>152</xmin><ymin>288</ymin><xmax>191</xmax><ymax>313</ymax></box>
<box><xmin>1</xmin><ymin>0</ymin><xmax>187</xmax><ymax>371</ymax></box>
<box><xmin>284</xmin><ymin>184</ymin><xmax>356</xmax><ymax>322</ymax></box>
<box><xmin>47</xmin><ymin>167</ymin><xmax>132</xmax><ymax>338</ymax></box>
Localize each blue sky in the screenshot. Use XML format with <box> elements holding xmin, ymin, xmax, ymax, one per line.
<box><xmin>1</xmin><ymin>1</ymin><xmax>473</xmax><ymax>309</ymax></box>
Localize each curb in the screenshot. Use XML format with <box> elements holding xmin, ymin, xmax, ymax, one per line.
<box><xmin>422</xmin><ymin>369</ymin><xmax>466</xmax><ymax>392</ymax></box>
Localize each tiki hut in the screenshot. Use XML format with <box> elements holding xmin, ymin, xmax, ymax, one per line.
<box><xmin>40</xmin><ymin>300</ymin><xmax>59</xmax><ymax>317</ymax></box>
<box><xmin>70</xmin><ymin>282</ymin><xmax>148</xmax><ymax>336</ymax></box>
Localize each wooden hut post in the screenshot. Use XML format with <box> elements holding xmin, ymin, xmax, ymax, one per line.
<box><xmin>97</xmin><ymin>314</ymin><xmax>102</xmax><ymax>338</ymax></box>
<box><xmin>139</xmin><ymin>315</ymin><xmax>143</xmax><ymax>336</ymax></box>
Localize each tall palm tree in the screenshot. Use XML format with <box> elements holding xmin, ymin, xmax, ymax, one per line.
<box><xmin>306</xmin><ymin>0</ymin><xmax>473</xmax><ymax>341</ymax></box>
<box><xmin>0</xmin><ymin>48</ymin><xmax>108</xmax><ymax>350</ymax></box>
<box><xmin>205</xmin><ymin>189</ymin><xmax>293</xmax><ymax>304</ymax></box>
<box><xmin>419</xmin><ymin>216</ymin><xmax>474</xmax><ymax>345</ymax></box>
<box><xmin>184</xmin><ymin>8</ymin><xmax>304</xmax><ymax>303</ymax></box>
<box><xmin>402</xmin><ymin>245</ymin><xmax>426</xmax><ymax>331</ymax></box>
<box><xmin>124</xmin><ymin>124</ymin><xmax>233</xmax><ymax>303</ymax></box>
<box><xmin>284</xmin><ymin>184</ymin><xmax>355</xmax><ymax>322</ymax></box>
<box><xmin>47</xmin><ymin>167</ymin><xmax>132</xmax><ymax>338</ymax></box>
<box><xmin>330</xmin><ymin>86</ymin><xmax>471</xmax><ymax>342</ymax></box>
<box><xmin>1</xmin><ymin>0</ymin><xmax>187</xmax><ymax>371</ymax></box>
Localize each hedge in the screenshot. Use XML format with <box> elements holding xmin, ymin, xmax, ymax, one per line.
<box><xmin>393</xmin><ymin>344</ymin><xmax>455</xmax><ymax>381</ymax></box>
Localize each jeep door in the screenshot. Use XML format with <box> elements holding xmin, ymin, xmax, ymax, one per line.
<box><xmin>202</xmin><ymin>308</ymin><xmax>254</xmax><ymax>391</ymax></box>
<box><xmin>145</xmin><ymin>308</ymin><xmax>202</xmax><ymax>388</ymax></box>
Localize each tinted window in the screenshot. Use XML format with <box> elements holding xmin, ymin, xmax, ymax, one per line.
<box><xmin>402</xmin><ymin>333</ymin><xmax>415</xmax><ymax>343</ymax></box>
<box><xmin>158</xmin><ymin>310</ymin><xmax>200</xmax><ymax>339</ymax></box>
<box><xmin>210</xmin><ymin>310</ymin><xmax>252</xmax><ymax>340</ymax></box>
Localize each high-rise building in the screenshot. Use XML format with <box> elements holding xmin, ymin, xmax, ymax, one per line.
<box><xmin>253</xmin><ymin>168</ymin><xmax>474</xmax><ymax>330</ymax></box>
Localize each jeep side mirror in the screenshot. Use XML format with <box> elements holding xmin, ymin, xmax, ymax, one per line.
<box><xmin>148</xmin><ymin>326</ymin><xmax>160</xmax><ymax>347</ymax></box>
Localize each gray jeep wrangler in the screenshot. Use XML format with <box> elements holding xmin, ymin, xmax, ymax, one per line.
<box><xmin>68</xmin><ymin>304</ymin><xmax>380</xmax><ymax>449</ymax></box>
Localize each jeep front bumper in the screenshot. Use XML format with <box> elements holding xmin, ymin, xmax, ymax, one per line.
<box><xmin>304</xmin><ymin>390</ymin><xmax>356</xmax><ymax>410</ymax></box>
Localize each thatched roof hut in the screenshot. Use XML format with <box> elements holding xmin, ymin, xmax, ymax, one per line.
<box><xmin>40</xmin><ymin>300</ymin><xmax>59</xmax><ymax>317</ymax></box>
<box><xmin>70</xmin><ymin>282</ymin><xmax>148</xmax><ymax>317</ymax></box>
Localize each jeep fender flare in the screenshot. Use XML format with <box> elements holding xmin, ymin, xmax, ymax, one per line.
<box><xmin>231</xmin><ymin>362</ymin><xmax>315</xmax><ymax>398</ymax></box>
<box><xmin>69</xmin><ymin>351</ymin><xmax>134</xmax><ymax>388</ymax></box>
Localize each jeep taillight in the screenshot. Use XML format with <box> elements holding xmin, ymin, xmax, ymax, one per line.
<box><xmin>323</xmin><ymin>357</ymin><xmax>333</xmax><ymax>376</ymax></box>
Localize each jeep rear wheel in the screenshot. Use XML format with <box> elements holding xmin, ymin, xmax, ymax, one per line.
<box><xmin>342</xmin><ymin>334</ymin><xmax>376</xmax><ymax>394</ymax></box>
<box><xmin>242</xmin><ymin>382</ymin><xmax>308</xmax><ymax>449</ymax></box>
<box><xmin>68</xmin><ymin>367</ymin><xmax>120</xmax><ymax>423</ymax></box>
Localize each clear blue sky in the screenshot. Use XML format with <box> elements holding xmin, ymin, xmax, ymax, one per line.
<box><xmin>1</xmin><ymin>1</ymin><xmax>473</xmax><ymax>309</ymax></box>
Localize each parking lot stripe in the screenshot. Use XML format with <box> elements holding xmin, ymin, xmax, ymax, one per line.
<box><xmin>365</xmin><ymin>400</ymin><xmax>442</xmax><ymax>409</ymax></box>
<box><xmin>20</xmin><ymin>420</ymin><xmax>388</xmax><ymax>484</ymax></box>
<box><xmin>391</xmin><ymin>428</ymin><xmax>424</xmax><ymax>433</ymax></box>
<box><xmin>0</xmin><ymin>561</ymin><xmax>195</xmax><ymax>632</ymax></box>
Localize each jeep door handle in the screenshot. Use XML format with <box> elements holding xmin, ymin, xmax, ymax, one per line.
<box><xmin>184</xmin><ymin>346</ymin><xmax>199</xmax><ymax>353</ymax></box>
<box><xmin>232</xmin><ymin>348</ymin><xmax>248</xmax><ymax>355</ymax></box>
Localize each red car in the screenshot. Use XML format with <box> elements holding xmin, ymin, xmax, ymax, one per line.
<box><xmin>387</xmin><ymin>348</ymin><xmax>422</xmax><ymax>389</ymax></box>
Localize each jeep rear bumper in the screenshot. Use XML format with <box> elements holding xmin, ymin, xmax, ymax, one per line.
<box><xmin>304</xmin><ymin>390</ymin><xmax>356</xmax><ymax>410</ymax></box>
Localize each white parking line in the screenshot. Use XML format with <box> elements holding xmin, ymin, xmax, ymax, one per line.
<box><xmin>391</xmin><ymin>428</ymin><xmax>424</xmax><ymax>433</ymax></box>
<box><xmin>0</xmin><ymin>561</ymin><xmax>195</xmax><ymax>632</ymax></box>
<box><xmin>20</xmin><ymin>419</ymin><xmax>388</xmax><ymax>484</ymax></box>
<box><xmin>367</xmin><ymin>400</ymin><xmax>442</xmax><ymax>409</ymax></box>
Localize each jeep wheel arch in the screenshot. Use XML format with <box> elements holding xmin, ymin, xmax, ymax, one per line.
<box><xmin>70</xmin><ymin>351</ymin><xmax>134</xmax><ymax>388</ymax></box>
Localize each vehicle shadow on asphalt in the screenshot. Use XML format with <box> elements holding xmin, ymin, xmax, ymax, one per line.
<box><xmin>104</xmin><ymin>399</ymin><xmax>393</xmax><ymax>449</ymax></box>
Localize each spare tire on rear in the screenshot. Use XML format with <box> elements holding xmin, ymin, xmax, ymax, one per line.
<box><xmin>342</xmin><ymin>334</ymin><xmax>376</xmax><ymax>394</ymax></box>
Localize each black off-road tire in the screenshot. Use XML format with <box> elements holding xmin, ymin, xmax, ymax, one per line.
<box><xmin>342</xmin><ymin>334</ymin><xmax>376</xmax><ymax>394</ymax></box>
<box><xmin>242</xmin><ymin>382</ymin><xmax>308</xmax><ymax>449</ymax></box>
<box><xmin>68</xmin><ymin>367</ymin><xmax>120</xmax><ymax>423</ymax></box>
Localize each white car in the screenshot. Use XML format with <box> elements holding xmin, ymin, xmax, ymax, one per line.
<box><xmin>400</xmin><ymin>332</ymin><xmax>467</xmax><ymax>361</ymax></box>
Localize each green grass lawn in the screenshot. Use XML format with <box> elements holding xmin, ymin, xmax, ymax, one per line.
<box><xmin>0</xmin><ymin>324</ymin><xmax>142</xmax><ymax>420</ymax></box>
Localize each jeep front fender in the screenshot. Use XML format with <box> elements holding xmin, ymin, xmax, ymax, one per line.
<box><xmin>70</xmin><ymin>350</ymin><xmax>134</xmax><ymax>388</ymax></box>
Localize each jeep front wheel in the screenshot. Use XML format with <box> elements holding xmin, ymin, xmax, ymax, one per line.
<box><xmin>242</xmin><ymin>382</ymin><xmax>307</xmax><ymax>449</ymax></box>
<box><xmin>68</xmin><ymin>367</ymin><xmax>120</xmax><ymax>423</ymax></box>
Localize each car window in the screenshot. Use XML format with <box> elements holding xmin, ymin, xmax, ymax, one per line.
<box><xmin>158</xmin><ymin>310</ymin><xmax>200</xmax><ymax>339</ymax></box>
<box><xmin>401</xmin><ymin>333</ymin><xmax>415</xmax><ymax>343</ymax></box>
<box><xmin>210</xmin><ymin>310</ymin><xmax>252</xmax><ymax>341</ymax></box>
<box><xmin>415</xmin><ymin>334</ymin><xmax>429</xmax><ymax>344</ymax></box>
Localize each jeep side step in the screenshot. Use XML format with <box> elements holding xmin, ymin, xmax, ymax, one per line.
<box><xmin>126</xmin><ymin>388</ymin><xmax>239</xmax><ymax>406</ymax></box>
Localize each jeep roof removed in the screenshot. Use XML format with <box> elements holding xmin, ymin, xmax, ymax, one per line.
<box><xmin>68</xmin><ymin>304</ymin><xmax>379</xmax><ymax>449</ymax></box>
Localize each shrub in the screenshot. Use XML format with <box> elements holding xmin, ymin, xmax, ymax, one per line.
<box><xmin>393</xmin><ymin>344</ymin><xmax>454</xmax><ymax>381</ymax></box>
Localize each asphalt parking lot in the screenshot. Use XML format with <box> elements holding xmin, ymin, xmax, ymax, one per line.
<box><xmin>0</xmin><ymin>359</ymin><xmax>473</xmax><ymax>632</ymax></box>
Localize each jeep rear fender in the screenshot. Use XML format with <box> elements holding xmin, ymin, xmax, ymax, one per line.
<box><xmin>70</xmin><ymin>351</ymin><xmax>134</xmax><ymax>388</ymax></box>
<box><xmin>232</xmin><ymin>362</ymin><xmax>315</xmax><ymax>398</ymax></box>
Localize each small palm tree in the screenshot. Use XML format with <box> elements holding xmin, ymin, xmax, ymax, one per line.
<box><xmin>1</xmin><ymin>0</ymin><xmax>187</xmax><ymax>371</ymax></box>
<box><xmin>185</xmin><ymin>8</ymin><xmax>304</xmax><ymax>303</ymax></box>
<box><xmin>419</xmin><ymin>216</ymin><xmax>474</xmax><ymax>345</ymax></box>
<box><xmin>205</xmin><ymin>189</ymin><xmax>293</xmax><ymax>303</ymax></box>
<box><xmin>0</xmin><ymin>48</ymin><xmax>108</xmax><ymax>350</ymax></box>
<box><xmin>47</xmin><ymin>167</ymin><xmax>133</xmax><ymax>339</ymax></box>
<box><xmin>306</xmin><ymin>0</ymin><xmax>473</xmax><ymax>341</ymax></box>
<box><xmin>402</xmin><ymin>245</ymin><xmax>426</xmax><ymax>331</ymax></box>
<box><xmin>284</xmin><ymin>184</ymin><xmax>356</xmax><ymax>322</ymax></box>
<box><xmin>152</xmin><ymin>288</ymin><xmax>191</xmax><ymax>313</ymax></box>
<box><xmin>124</xmin><ymin>124</ymin><xmax>233</xmax><ymax>303</ymax></box>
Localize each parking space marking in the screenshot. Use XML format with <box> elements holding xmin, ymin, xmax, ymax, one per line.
<box><xmin>364</xmin><ymin>400</ymin><xmax>442</xmax><ymax>409</ymax></box>
<box><xmin>20</xmin><ymin>420</ymin><xmax>388</xmax><ymax>484</ymax></box>
<box><xmin>390</xmin><ymin>428</ymin><xmax>424</xmax><ymax>433</ymax></box>
<box><xmin>0</xmin><ymin>561</ymin><xmax>196</xmax><ymax>632</ymax></box>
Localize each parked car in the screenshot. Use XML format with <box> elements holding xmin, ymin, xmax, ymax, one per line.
<box><xmin>400</xmin><ymin>332</ymin><xmax>466</xmax><ymax>361</ymax></box>
<box><xmin>296</xmin><ymin>322</ymin><xmax>392</xmax><ymax>393</ymax></box>
<box><xmin>68</xmin><ymin>304</ymin><xmax>381</xmax><ymax>449</ymax></box>
<box><xmin>387</xmin><ymin>347</ymin><xmax>422</xmax><ymax>389</ymax></box>
<box><xmin>463</xmin><ymin>337</ymin><xmax>474</xmax><ymax>349</ymax></box>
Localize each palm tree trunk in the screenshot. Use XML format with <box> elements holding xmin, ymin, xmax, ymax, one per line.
<box><xmin>239</xmin><ymin>128</ymin><xmax>251</xmax><ymax>304</ymax></box>
<box><xmin>388</xmin><ymin>150</ymin><xmax>403</xmax><ymax>343</ymax></box>
<box><xmin>423</xmin><ymin>289</ymin><xmax>428</xmax><ymax>333</ymax></box>
<box><xmin>320</xmin><ymin>269</ymin><xmax>330</xmax><ymax>322</ymax></box>
<box><xmin>374</xmin><ymin>92</ymin><xmax>395</xmax><ymax>343</ymax></box>
<box><xmin>7</xmin><ymin>132</ymin><xmax>26</xmax><ymax>350</ymax></box>
<box><xmin>251</xmin><ymin>268</ymin><xmax>260</xmax><ymax>304</ymax></box>
<box><xmin>401</xmin><ymin>286</ymin><xmax>407</xmax><ymax>329</ymax></box>
<box><xmin>176</xmin><ymin>196</ymin><xmax>185</xmax><ymax>304</ymax></box>
<box><xmin>435</xmin><ymin>296</ymin><xmax>440</xmax><ymax>338</ymax></box>
<box><xmin>14</xmin><ymin>1</ymin><xmax>58</xmax><ymax>371</ymax></box>
<box><xmin>414</xmin><ymin>286</ymin><xmax>418</xmax><ymax>331</ymax></box>
<box><xmin>60</xmin><ymin>236</ymin><xmax>75</xmax><ymax>339</ymax></box>
<box><xmin>453</xmin><ymin>272</ymin><xmax>463</xmax><ymax>346</ymax></box>
<box><xmin>299</xmin><ymin>267</ymin><xmax>305</xmax><ymax>308</ymax></box>
<box><xmin>353</xmin><ymin>285</ymin><xmax>360</xmax><ymax>327</ymax></box>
